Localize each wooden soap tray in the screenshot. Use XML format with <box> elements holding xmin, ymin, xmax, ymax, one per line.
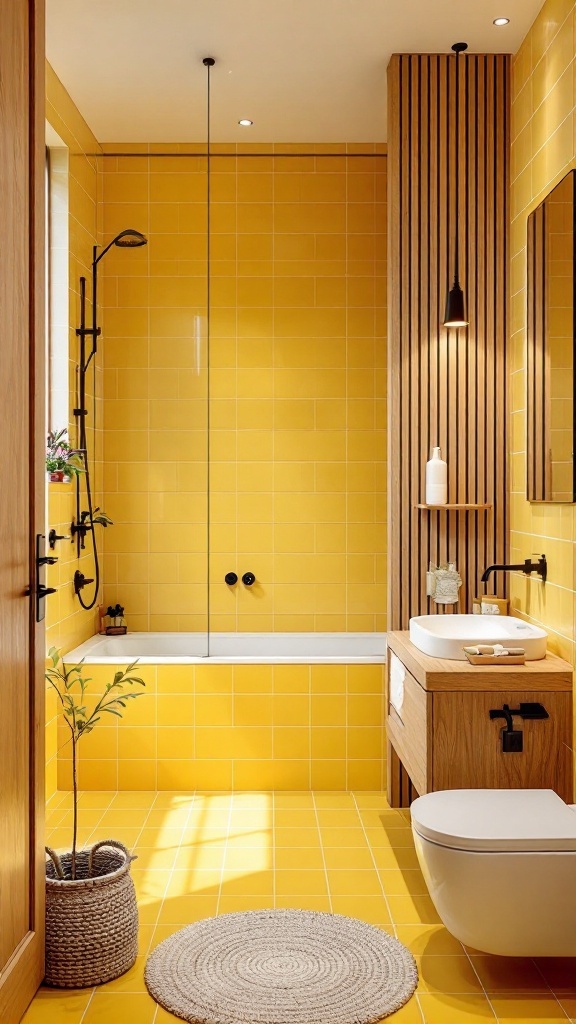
<box><xmin>464</xmin><ymin>652</ymin><xmax>525</xmax><ymax>666</ymax></box>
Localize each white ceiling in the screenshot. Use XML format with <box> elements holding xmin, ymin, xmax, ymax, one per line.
<box><xmin>46</xmin><ymin>0</ymin><xmax>542</xmax><ymax>144</ymax></box>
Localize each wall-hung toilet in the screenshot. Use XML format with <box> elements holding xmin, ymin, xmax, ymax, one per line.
<box><xmin>411</xmin><ymin>789</ymin><xmax>576</xmax><ymax>957</ymax></box>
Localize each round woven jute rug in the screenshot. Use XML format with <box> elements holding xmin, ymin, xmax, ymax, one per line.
<box><xmin>145</xmin><ymin>909</ymin><xmax>418</xmax><ymax>1024</ymax></box>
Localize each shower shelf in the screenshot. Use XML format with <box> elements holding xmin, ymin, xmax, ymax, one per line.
<box><xmin>415</xmin><ymin>503</ymin><xmax>492</xmax><ymax>510</ymax></box>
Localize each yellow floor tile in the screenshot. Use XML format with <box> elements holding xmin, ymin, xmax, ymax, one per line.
<box><xmin>220</xmin><ymin>870</ymin><xmax>275</xmax><ymax>896</ymax></box>
<box><xmin>375</xmin><ymin>997</ymin><xmax>423</xmax><ymax>1022</ymax></box>
<box><xmin>378</xmin><ymin>869</ymin><xmax>429</xmax><ymax>895</ymax></box>
<box><xmin>394</xmin><ymin>925</ymin><xmax>465</xmax><ymax>957</ymax></box>
<box><xmin>275</xmin><ymin>869</ymin><xmax>328</xmax><ymax>896</ymax></box>
<box><xmin>371</xmin><ymin>846</ymin><xmax>421</xmax><ymax>869</ymax></box>
<box><xmin>82</xmin><ymin>992</ymin><xmax>156</xmax><ymax>1023</ymax></box>
<box><xmin>109</xmin><ymin>791</ymin><xmax>158</xmax><ymax>809</ymax></box>
<box><xmin>273</xmin><ymin>792</ymin><xmax>316</xmax><ymax>809</ymax></box>
<box><xmin>132</xmin><ymin>847</ymin><xmax>177</xmax><ymax>870</ymax></box>
<box><xmin>22</xmin><ymin>988</ymin><xmax>92</xmax><ymax>1023</ymax></box>
<box><xmin>219</xmin><ymin>895</ymin><xmax>275</xmax><ymax>913</ymax></box>
<box><xmin>470</xmin><ymin>956</ymin><xmax>552</xmax><ymax>994</ymax></box>
<box><xmin>274</xmin><ymin>827</ymin><xmax>321</xmax><ymax>847</ymax></box>
<box><xmin>532</xmin><ymin>958</ymin><xmax>576</xmax><ymax>994</ymax></box>
<box><xmin>274</xmin><ymin>894</ymin><xmax>332</xmax><ymax>912</ymax></box>
<box><xmin>316</xmin><ymin>809</ymin><xmax>360</xmax><ymax>827</ymax></box>
<box><xmin>327</xmin><ymin>869</ymin><xmax>383</xmax><ymax>895</ymax></box>
<box><xmin>274</xmin><ymin>847</ymin><xmax>325</xmax><ymax>869</ymax></box>
<box><xmin>323</xmin><ymin>846</ymin><xmax>375</xmax><ymax>869</ymax></box>
<box><xmin>489</xmin><ymin>995</ymin><xmax>571</xmax><ymax>1021</ymax></box>
<box><xmin>330</xmin><ymin>895</ymin><xmax>391</xmax><ymax>924</ymax></box>
<box><xmin>319</xmin><ymin>827</ymin><xmax>369</xmax><ymax>847</ymax></box>
<box><xmin>274</xmin><ymin>808</ymin><xmax>318</xmax><ymax>827</ymax></box>
<box><xmin>314</xmin><ymin>793</ymin><xmax>357</xmax><ymax>808</ymax></box>
<box><xmin>101</xmin><ymin>956</ymin><xmax>147</xmax><ymax>993</ymax></box>
<box><xmin>387</xmin><ymin>894</ymin><xmax>442</xmax><ymax>925</ymax></box>
<box><xmin>158</xmin><ymin>894</ymin><xmax>218</xmax><ymax>923</ymax></box>
<box><xmin>365</xmin><ymin>825</ymin><xmax>414</xmax><ymax>847</ymax></box>
<box><xmin>415</xmin><ymin>955</ymin><xmax>484</xmax><ymax>994</ymax></box>
<box><xmin>417</xmin><ymin>993</ymin><xmax>497</xmax><ymax>1022</ymax></box>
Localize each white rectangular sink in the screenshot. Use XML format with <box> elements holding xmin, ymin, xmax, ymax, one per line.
<box><xmin>409</xmin><ymin>614</ymin><xmax>548</xmax><ymax>661</ymax></box>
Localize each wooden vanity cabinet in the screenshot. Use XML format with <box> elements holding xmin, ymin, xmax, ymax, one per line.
<box><xmin>386</xmin><ymin>631</ymin><xmax>574</xmax><ymax>807</ymax></box>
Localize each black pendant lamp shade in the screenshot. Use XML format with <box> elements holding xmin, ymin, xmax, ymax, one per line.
<box><xmin>444</xmin><ymin>279</ymin><xmax>467</xmax><ymax>328</ymax></box>
<box><xmin>443</xmin><ymin>41</ymin><xmax>469</xmax><ymax>328</ymax></box>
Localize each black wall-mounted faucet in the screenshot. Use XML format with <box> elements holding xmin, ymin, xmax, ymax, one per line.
<box><xmin>481</xmin><ymin>554</ymin><xmax>547</xmax><ymax>585</ymax></box>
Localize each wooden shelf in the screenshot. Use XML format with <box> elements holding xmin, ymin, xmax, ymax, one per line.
<box><xmin>415</xmin><ymin>503</ymin><xmax>492</xmax><ymax>511</ymax></box>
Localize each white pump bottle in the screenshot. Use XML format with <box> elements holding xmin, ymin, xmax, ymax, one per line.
<box><xmin>426</xmin><ymin>447</ymin><xmax>447</xmax><ymax>505</ymax></box>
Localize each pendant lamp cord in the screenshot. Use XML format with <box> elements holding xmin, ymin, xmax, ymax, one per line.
<box><xmin>451</xmin><ymin>42</ymin><xmax>468</xmax><ymax>286</ymax></box>
<box><xmin>454</xmin><ymin>47</ymin><xmax>459</xmax><ymax>286</ymax></box>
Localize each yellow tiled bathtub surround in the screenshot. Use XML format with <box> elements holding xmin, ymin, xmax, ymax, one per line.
<box><xmin>45</xmin><ymin>64</ymin><xmax>104</xmax><ymax>797</ymax></box>
<box><xmin>100</xmin><ymin>145</ymin><xmax>387</xmax><ymax>634</ymax></box>
<box><xmin>509</xmin><ymin>0</ymin><xmax>576</xmax><ymax>672</ymax></box>
<box><xmin>57</xmin><ymin>660</ymin><xmax>385</xmax><ymax>792</ymax></box>
<box><xmin>26</xmin><ymin>789</ymin><xmax>576</xmax><ymax>1024</ymax></box>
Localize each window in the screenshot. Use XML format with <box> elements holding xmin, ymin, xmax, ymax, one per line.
<box><xmin>46</xmin><ymin>125</ymin><xmax>69</xmax><ymax>433</ymax></box>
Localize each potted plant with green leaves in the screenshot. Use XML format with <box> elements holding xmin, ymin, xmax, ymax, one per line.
<box><xmin>44</xmin><ymin>648</ymin><xmax>145</xmax><ymax>988</ymax></box>
<box><xmin>106</xmin><ymin>603</ymin><xmax>127</xmax><ymax>635</ymax></box>
<box><xmin>46</xmin><ymin>428</ymin><xmax>85</xmax><ymax>483</ymax></box>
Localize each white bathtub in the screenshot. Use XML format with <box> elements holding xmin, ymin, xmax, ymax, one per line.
<box><xmin>63</xmin><ymin>631</ymin><xmax>387</xmax><ymax>665</ymax></box>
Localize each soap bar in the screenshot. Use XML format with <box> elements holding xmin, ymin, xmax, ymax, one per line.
<box><xmin>463</xmin><ymin>644</ymin><xmax>526</xmax><ymax>657</ymax></box>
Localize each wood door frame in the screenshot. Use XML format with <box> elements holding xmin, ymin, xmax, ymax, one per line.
<box><xmin>0</xmin><ymin>0</ymin><xmax>46</xmax><ymax>1019</ymax></box>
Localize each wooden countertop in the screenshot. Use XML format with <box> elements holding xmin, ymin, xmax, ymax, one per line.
<box><xmin>387</xmin><ymin>631</ymin><xmax>574</xmax><ymax>691</ymax></box>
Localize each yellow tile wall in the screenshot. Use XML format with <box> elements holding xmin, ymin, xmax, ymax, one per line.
<box><xmin>57</xmin><ymin>661</ymin><xmax>385</xmax><ymax>791</ymax></box>
<box><xmin>509</xmin><ymin>0</ymin><xmax>576</xmax><ymax>675</ymax></box>
<box><xmin>45</xmin><ymin>64</ymin><xmax>104</xmax><ymax>797</ymax></box>
<box><xmin>100</xmin><ymin>144</ymin><xmax>387</xmax><ymax>634</ymax></box>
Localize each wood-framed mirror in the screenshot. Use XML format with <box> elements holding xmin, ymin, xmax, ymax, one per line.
<box><xmin>527</xmin><ymin>169</ymin><xmax>575</xmax><ymax>502</ymax></box>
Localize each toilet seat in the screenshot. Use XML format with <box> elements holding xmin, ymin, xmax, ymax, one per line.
<box><xmin>411</xmin><ymin>789</ymin><xmax>576</xmax><ymax>853</ymax></box>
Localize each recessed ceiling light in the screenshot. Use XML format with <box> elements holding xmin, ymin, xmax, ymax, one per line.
<box><xmin>238</xmin><ymin>119</ymin><xmax>253</xmax><ymax>126</ymax></box>
<box><xmin>493</xmin><ymin>17</ymin><xmax>510</xmax><ymax>25</ymax></box>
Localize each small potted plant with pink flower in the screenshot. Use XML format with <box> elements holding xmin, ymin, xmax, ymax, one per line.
<box><xmin>46</xmin><ymin>428</ymin><xmax>85</xmax><ymax>482</ymax></box>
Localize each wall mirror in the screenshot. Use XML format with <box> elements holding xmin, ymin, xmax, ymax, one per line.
<box><xmin>527</xmin><ymin>169</ymin><xmax>575</xmax><ymax>502</ymax></box>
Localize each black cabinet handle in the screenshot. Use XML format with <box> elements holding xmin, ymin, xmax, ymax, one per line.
<box><xmin>36</xmin><ymin>534</ymin><xmax>58</xmax><ymax>622</ymax></box>
<box><xmin>242</xmin><ymin>572</ymin><xmax>256</xmax><ymax>586</ymax></box>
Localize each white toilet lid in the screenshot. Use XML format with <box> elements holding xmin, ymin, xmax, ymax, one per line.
<box><xmin>411</xmin><ymin>789</ymin><xmax>576</xmax><ymax>852</ymax></box>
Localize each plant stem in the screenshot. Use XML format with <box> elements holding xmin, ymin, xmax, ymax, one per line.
<box><xmin>71</xmin><ymin>734</ymin><xmax>78</xmax><ymax>880</ymax></box>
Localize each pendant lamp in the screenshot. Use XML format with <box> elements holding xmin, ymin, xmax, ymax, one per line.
<box><xmin>443</xmin><ymin>42</ymin><xmax>469</xmax><ymax>328</ymax></box>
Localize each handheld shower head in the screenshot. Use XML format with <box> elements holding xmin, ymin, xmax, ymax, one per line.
<box><xmin>94</xmin><ymin>228</ymin><xmax>147</xmax><ymax>265</ymax></box>
<box><xmin>114</xmin><ymin>229</ymin><xmax>147</xmax><ymax>248</ymax></box>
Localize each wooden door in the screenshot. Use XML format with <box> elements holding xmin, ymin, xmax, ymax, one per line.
<box><xmin>0</xmin><ymin>1</ymin><xmax>46</xmax><ymax>1020</ymax></box>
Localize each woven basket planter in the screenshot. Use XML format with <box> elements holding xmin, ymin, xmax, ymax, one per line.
<box><xmin>45</xmin><ymin>839</ymin><xmax>138</xmax><ymax>988</ymax></box>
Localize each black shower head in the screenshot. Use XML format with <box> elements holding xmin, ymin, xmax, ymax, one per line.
<box><xmin>114</xmin><ymin>229</ymin><xmax>147</xmax><ymax>248</ymax></box>
<box><xmin>93</xmin><ymin>228</ymin><xmax>147</xmax><ymax>265</ymax></box>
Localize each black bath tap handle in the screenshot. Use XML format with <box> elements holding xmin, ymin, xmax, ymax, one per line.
<box><xmin>242</xmin><ymin>572</ymin><xmax>256</xmax><ymax>586</ymax></box>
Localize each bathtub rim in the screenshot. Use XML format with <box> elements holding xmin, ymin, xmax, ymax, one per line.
<box><xmin>61</xmin><ymin>630</ymin><xmax>388</xmax><ymax>666</ymax></box>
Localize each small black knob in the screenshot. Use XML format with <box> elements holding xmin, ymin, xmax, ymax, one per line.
<box><xmin>49</xmin><ymin>528</ymin><xmax>69</xmax><ymax>549</ymax></box>
<box><xmin>37</xmin><ymin>555</ymin><xmax>58</xmax><ymax>567</ymax></box>
<box><xmin>242</xmin><ymin>572</ymin><xmax>256</xmax><ymax>586</ymax></box>
<box><xmin>74</xmin><ymin>571</ymin><xmax>94</xmax><ymax>594</ymax></box>
<box><xmin>225</xmin><ymin>572</ymin><xmax>238</xmax><ymax>586</ymax></box>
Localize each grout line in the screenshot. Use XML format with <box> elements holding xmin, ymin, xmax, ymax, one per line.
<box><xmin>271</xmin><ymin>789</ymin><xmax>276</xmax><ymax>909</ymax></box>
<box><xmin>532</xmin><ymin>959</ymin><xmax>572</xmax><ymax>1019</ymax></box>
<box><xmin>216</xmin><ymin>791</ymin><xmax>234</xmax><ymax>916</ymax></box>
<box><xmin>350</xmin><ymin>792</ymin><xmax>394</xmax><ymax>933</ymax></box>
<box><xmin>78</xmin><ymin>988</ymin><xmax>96</xmax><ymax>1023</ymax></box>
<box><xmin>311</xmin><ymin>791</ymin><xmax>333</xmax><ymax>914</ymax></box>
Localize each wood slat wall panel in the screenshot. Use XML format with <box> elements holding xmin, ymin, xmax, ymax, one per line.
<box><xmin>387</xmin><ymin>53</ymin><xmax>510</xmax><ymax>630</ymax></box>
